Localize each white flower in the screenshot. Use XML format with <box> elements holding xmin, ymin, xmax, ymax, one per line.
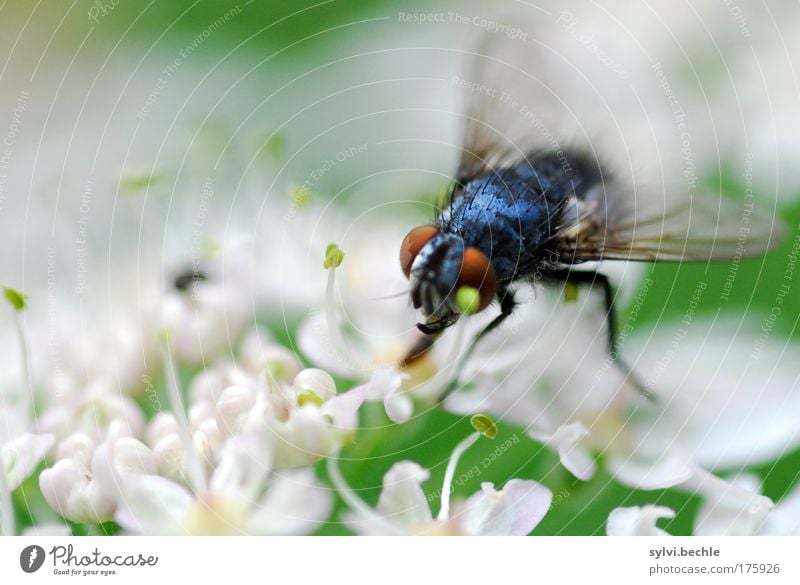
<box><xmin>2</xmin><ymin>433</ymin><xmax>54</xmax><ymax>491</ymax></box>
<box><xmin>447</xmin><ymin>309</ymin><xmax>800</xmax><ymax>515</ymax></box>
<box><xmin>442</xmin><ymin>281</ymin><xmax>637</xmax><ymax>476</ymax></box>
<box><xmin>39</xmin><ymin>426</ymin><xmax>155</xmax><ymax>524</ymax></box>
<box><xmin>148</xmin><ymin>325</ymin><xmax>380</xmax><ymax>471</ymax></box>
<box><xmin>342</xmin><ymin>463</ymin><xmax>551</xmax><ymax>536</ymax></box>
<box><xmin>608</xmin><ymin>472</ymin><xmax>786</xmax><ymax>536</ymax></box>
<box><xmin>1</xmin><ymin>431</ymin><xmax>54</xmax><ymax>535</ymax></box>
<box><xmin>37</xmin><ymin>382</ymin><xmax>145</xmax><ymax>443</ymax></box>
<box><xmin>691</xmin><ymin>472</ymin><xmax>773</xmax><ymax>536</ymax></box>
<box><xmin>762</xmin><ymin>481</ymin><xmax>800</xmax><ymax>536</ymax></box>
<box><xmin>144</xmin><ymin>411</ymin><xmax>222</xmax><ymax>484</ymax></box>
<box><xmin>297</xmin><ymin>222</ymin><xmax>417</xmax><ymax>380</ymax></box>
<box><xmin>151</xmin><ymin>243</ymin><xmax>253</xmax><ymax>365</ymax></box>
<box><xmin>296</xmin><ymin>224</ymin><xmax>499</xmax><ymax>416</ymax></box>
<box><xmin>694</xmin><ymin>473</ymin><xmax>800</xmax><ymax>536</ymax></box>
<box><xmin>214</xmin><ymin>367</ymin><xmax>375</xmax><ymax>468</ymax></box>
<box><xmin>114</xmin><ymin>435</ymin><xmax>331</xmax><ymax>535</ymax></box>
<box><xmin>41</xmin><ymin>314</ymin><xmax>153</xmax><ymax>399</ymax></box>
<box><xmin>607</xmin><ymin>505</ymin><xmax>675</xmax><ymax>536</ymax></box>
<box><xmin>21</xmin><ymin>523</ymin><xmax>72</xmax><ymax>536</ymax></box>
<box><xmin>332</xmin><ymin>422</ymin><xmax>552</xmax><ymax>535</ymax></box>
<box><xmin>621</xmin><ymin>319</ymin><xmax>800</xmax><ymax>472</ymax></box>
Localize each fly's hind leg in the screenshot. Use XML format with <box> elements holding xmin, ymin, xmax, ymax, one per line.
<box><xmin>547</xmin><ymin>269</ymin><xmax>655</xmax><ymax>402</ymax></box>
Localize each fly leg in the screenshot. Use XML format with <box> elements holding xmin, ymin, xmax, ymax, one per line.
<box><xmin>437</xmin><ymin>287</ymin><xmax>516</xmax><ymax>404</ymax></box>
<box><xmin>400</xmin><ymin>331</ymin><xmax>441</xmax><ymax>368</ymax></box>
<box><xmin>547</xmin><ymin>269</ymin><xmax>655</xmax><ymax>401</ymax></box>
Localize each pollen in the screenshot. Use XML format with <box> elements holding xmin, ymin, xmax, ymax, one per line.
<box><xmin>456</xmin><ymin>286</ymin><xmax>481</xmax><ymax>315</ymax></box>
<box><xmin>323</xmin><ymin>243</ymin><xmax>345</xmax><ymax>269</ymax></box>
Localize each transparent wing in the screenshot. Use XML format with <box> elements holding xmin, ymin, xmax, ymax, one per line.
<box><xmin>553</xmin><ymin>185</ymin><xmax>783</xmax><ymax>262</ymax></box>
<box><xmin>455</xmin><ymin>29</ymin><xmax>578</xmax><ymax>184</ymax></box>
<box><xmin>454</xmin><ymin>26</ymin><xmax>784</xmax><ymax>261</ymax></box>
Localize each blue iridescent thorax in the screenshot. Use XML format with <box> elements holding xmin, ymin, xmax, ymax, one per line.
<box><xmin>439</xmin><ymin>152</ymin><xmax>595</xmax><ymax>281</ymax></box>
<box><xmin>407</xmin><ymin>151</ymin><xmax>602</xmax><ymax>328</ymax></box>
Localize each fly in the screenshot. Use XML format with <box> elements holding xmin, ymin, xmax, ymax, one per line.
<box><xmin>398</xmin><ymin>31</ymin><xmax>783</xmax><ymax>399</ymax></box>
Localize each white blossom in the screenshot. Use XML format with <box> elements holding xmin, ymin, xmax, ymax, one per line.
<box><xmin>114</xmin><ymin>435</ymin><xmax>331</xmax><ymax>535</ymax></box>
<box><xmin>607</xmin><ymin>505</ymin><xmax>675</xmax><ymax>536</ymax></box>
<box><xmin>39</xmin><ymin>425</ymin><xmax>155</xmax><ymax>524</ymax></box>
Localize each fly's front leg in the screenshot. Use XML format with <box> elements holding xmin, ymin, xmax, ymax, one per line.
<box><xmin>547</xmin><ymin>269</ymin><xmax>655</xmax><ymax>401</ymax></box>
<box><xmin>400</xmin><ymin>331</ymin><xmax>441</xmax><ymax>368</ymax></box>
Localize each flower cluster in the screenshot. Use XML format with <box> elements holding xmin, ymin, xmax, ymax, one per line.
<box><xmin>2</xmin><ymin>182</ymin><xmax>800</xmax><ymax>538</ymax></box>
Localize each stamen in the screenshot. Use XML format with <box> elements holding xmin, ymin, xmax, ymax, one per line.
<box><xmin>470</xmin><ymin>413</ymin><xmax>498</xmax><ymax>439</ymax></box>
<box><xmin>160</xmin><ymin>339</ymin><xmax>208</xmax><ymax>497</ymax></box>
<box><xmin>323</xmin><ymin>243</ymin><xmax>355</xmax><ymax>369</ymax></box>
<box><xmin>3</xmin><ymin>287</ymin><xmax>31</xmax><ymax>434</ymax></box>
<box><xmin>437</xmin><ymin>432</ymin><xmax>480</xmax><ymax>521</ymax></box>
<box><xmin>437</xmin><ymin>414</ymin><xmax>498</xmax><ymax>521</ymax></box>
<box><xmin>13</xmin><ymin>313</ymin><xmax>33</xmax><ymax>433</ymax></box>
<box><xmin>1</xmin><ymin>286</ymin><xmax>30</xmax><ymax>535</ymax></box>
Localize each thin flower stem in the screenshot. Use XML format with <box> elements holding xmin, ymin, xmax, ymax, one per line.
<box><xmin>161</xmin><ymin>345</ymin><xmax>208</xmax><ymax>497</ymax></box>
<box><xmin>13</xmin><ymin>313</ymin><xmax>32</xmax><ymax>434</ymax></box>
<box><xmin>438</xmin><ymin>431</ymin><xmax>481</xmax><ymax>521</ymax></box>
<box><xmin>0</xmin><ymin>453</ymin><xmax>15</xmax><ymax>535</ymax></box>
<box><xmin>324</xmin><ymin>267</ymin><xmax>355</xmax><ymax>372</ymax></box>
<box><xmin>326</xmin><ymin>452</ymin><xmax>398</xmax><ymax>534</ymax></box>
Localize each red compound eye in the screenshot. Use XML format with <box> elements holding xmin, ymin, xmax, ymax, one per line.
<box><xmin>399</xmin><ymin>225</ymin><xmax>439</xmax><ymax>278</ymax></box>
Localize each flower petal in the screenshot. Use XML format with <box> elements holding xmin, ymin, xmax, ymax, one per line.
<box><xmin>607</xmin><ymin>505</ymin><xmax>675</xmax><ymax>536</ymax></box>
<box><xmin>209</xmin><ymin>435</ymin><xmax>271</xmax><ymax>501</ymax></box>
<box><xmin>458</xmin><ymin>479</ymin><xmax>552</xmax><ymax>536</ymax></box>
<box><xmin>360</xmin><ymin>368</ymin><xmax>408</xmax><ymax>401</ymax></box>
<box><xmin>322</xmin><ymin>387</ymin><xmax>367</xmax><ymax>431</ymax></box>
<box><xmin>762</xmin><ymin>482</ymin><xmax>800</xmax><ymax>536</ymax></box>
<box><xmin>384</xmin><ymin>392</ymin><xmax>413</xmax><ymax>425</ymax></box>
<box><xmin>375</xmin><ymin>461</ymin><xmax>432</xmax><ymax>526</ymax></box>
<box><xmin>297</xmin><ymin>313</ymin><xmax>354</xmax><ymax>377</ymax></box>
<box><xmin>249</xmin><ymin>468</ymin><xmax>332</xmax><ymax>535</ymax></box>
<box><xmin>629</xmin><ymin>319</ymin><xmax>800</xmax><ymax>469</ymax></box>
<box><xmin>39</xmin><ymin>459</ymin><xmax>115</xmax><ymax>524</ymax></box>
<box><xmin>22</xmin><ymin>523</ymin><xmax>72</xmax><ymax>536</ymax></box>
<box><xmin>530</xmin><ymin>422</ymin><xmax>596</xmax><ymax>481</ymax></box>
<box><xmin>115</xmin><ymin>475</ymin><xmax>193</xmax><ymax>534</ymax></box>
<box><xmin>2</xmin><ymin>433</ymin><xmax>54</xmax><ymax>490</ymax></box>
<box><xmin>91</xmin><ymin>436</ymin><xmax>157</xmax><ymax>511</ymax></box>
<box><xmin>690</xmin><ymin>472</ymin><xmax>773</xmax><ymax>536</ymax></box>
<box><xmin>271</xmin><ymin>407</ymin><xmax>342</xmax><ymax>467</ymax></box>
<box><xmin>608</xmin><ymin>451</ymin><xmax>694</xmax><ymax>490</ymax></box>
